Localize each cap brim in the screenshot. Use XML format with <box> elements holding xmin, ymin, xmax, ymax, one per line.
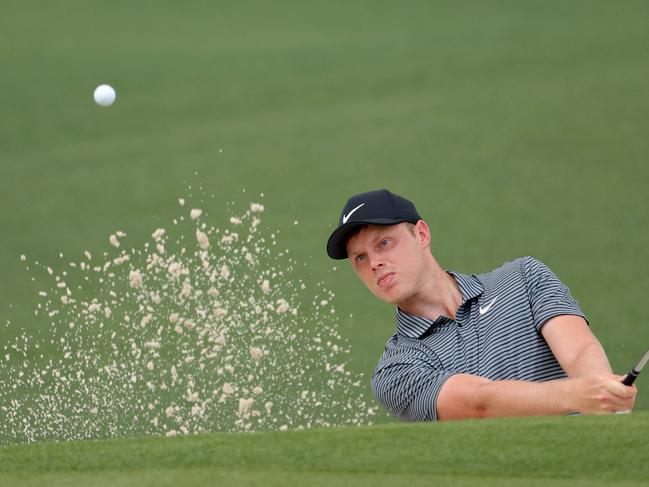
<box><xmin>326</xmin><ymin>218</ymin><xmax>406</xmax><ymax>260</ymax></box>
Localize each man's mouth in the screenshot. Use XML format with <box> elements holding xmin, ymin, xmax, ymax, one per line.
<box><xmin>377</xmin><ymin>273</ymin><xmax>395</xmax><ymax>288</ymax></box>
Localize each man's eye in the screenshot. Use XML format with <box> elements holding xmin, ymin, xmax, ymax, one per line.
<box><xmin>356</xmin><ymin>254</ymin><xmax>366</xmax><ymax>263</ymax></box>
<box><xmin>380</xmin><ymin>239</ymin><xmax>390</xmax><ymax>247</ymax></box>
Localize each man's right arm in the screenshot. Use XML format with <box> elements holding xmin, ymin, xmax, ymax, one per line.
<box><xmin>373</xmin><ymin>339</ymin><xmax>637</xmax><ymax>422</ymax></box>
<box><xmin>436</xmin><ymin>373</ymin><xmax>637</xmax><ymax>420</ymax></box>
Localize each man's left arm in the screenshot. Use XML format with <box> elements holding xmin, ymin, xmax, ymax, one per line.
<box><xmin>522</xmin><ymin>256</ymin><xmax>613</xmax><ymax>378</ymax></box>
<box><xmin>541</xmin><ymin>315</ymin><xmax>612</xmax><ymax>377</ymax></box>
<box><xmin>524</xmin><ymin>256</ymin><xmax>636</xmax><ymax>412</ymax></box>
<box><xmin>541</xmin><ymin>315</ymin><xmax>637</xmax><ymax>413</ymax></box>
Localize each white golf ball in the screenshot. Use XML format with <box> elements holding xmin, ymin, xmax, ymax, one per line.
<box><xmin>93</xmin><ymin>84</ymin><xmax>116</xmax><ymax>107</ymax></box>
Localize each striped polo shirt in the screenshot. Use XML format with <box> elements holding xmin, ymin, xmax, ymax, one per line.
<box><xmin>371</xmin><ymin>256</ymin><xmax>587</xmax><ymax>421</ymax></box>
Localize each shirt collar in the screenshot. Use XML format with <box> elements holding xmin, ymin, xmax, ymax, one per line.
<box><xmin>395</xmin><ymin>271</ymin><xmax>484</xmax><ymax>339</ymax></box>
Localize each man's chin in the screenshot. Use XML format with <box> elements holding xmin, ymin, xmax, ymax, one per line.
<box><xmin>372</xmin><ymin>287</ymin><xmax>402</xmax><ymax>305</ymax></box>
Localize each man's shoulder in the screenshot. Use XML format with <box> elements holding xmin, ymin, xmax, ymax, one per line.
<box><xmin>473</xmin><ymin>256</ymin><xmax>524</xmax><ymax>283</ymax></box>
<box><xmin>374</xmin><ymin>333</ymin><xmax>442</xmax><ymax>371</ymax></box>
<box><xmin>467</xmin><ymin>256</ymin><xmax>555</xmax><ymax>299</ymax></box>
<box><xmin>373</xmin><ymin>334</ymin><xmax>405</xmax><ymax>371</ymax></box>
<box><xmin>475</xmin><ymin>256</ymin><xmax>544</xmax><ymax>284</ymax></box>
<box><xmin>379</xmin><ymin>333</ymin><xmax>430</xmax><ymax>358</ymax></box>
<box><xmin>383</xmin><ymin>332</ymin><xmax>410</xmax><ymax>350</ymax></box>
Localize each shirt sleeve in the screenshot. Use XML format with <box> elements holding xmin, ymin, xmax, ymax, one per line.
<box><xmin>521</xmin><ymin>256</ymin><xmax>588</xmax><ymax>331</ymax></box>
<box><xmin>371</xmin><ymin>338</ymin><xmax>454</xmax><ymax>421</ymax></box>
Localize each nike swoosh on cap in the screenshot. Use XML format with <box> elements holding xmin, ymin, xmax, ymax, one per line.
<box><xmin>342</xmin><ymin>203</ymin><xmax>365</xmax><ymax>224</ymax></box>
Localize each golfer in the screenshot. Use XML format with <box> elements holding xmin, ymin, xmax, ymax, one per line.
<box><xmin>327</xmin><ymin>189</ymin><xmax>637</xmax><ymax>420</ymax></box>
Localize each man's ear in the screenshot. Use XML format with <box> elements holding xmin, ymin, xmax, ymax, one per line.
<box><xmin>414</xmin><ymin>220</ymin><xmax>431</xmax><ymax>247</ymax></box>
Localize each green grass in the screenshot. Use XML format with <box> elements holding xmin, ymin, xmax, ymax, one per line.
<box><xmin>2</xmin><ymin>413</ymin><xmax>649</xmax><ymax>486</ymax></box>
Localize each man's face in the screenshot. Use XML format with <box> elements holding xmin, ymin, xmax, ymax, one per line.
<box><xmin>346</xmin><ymin>222</ymin><xmax>429</xmax><ymax>305</ymax></box>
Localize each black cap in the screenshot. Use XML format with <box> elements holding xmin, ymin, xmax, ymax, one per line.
<box><xmin>326</xmin><ymin>189</ymin><xmax>421</xmax><ymax>260</ymax></box>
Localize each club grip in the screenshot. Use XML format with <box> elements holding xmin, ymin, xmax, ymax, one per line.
<box><xmin>622</xmin><ymin>369</ymin><xmax>639</xmax><ymax>386</ymax></box>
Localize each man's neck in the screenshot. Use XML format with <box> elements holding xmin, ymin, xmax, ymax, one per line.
<box><xmin>398</xmin><ymin>261</ymin><xmax>463</xmax><ymax>322</ymax></box>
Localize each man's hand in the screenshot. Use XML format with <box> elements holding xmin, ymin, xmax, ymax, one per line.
<box><xmin>568</xmin><ymin>373</ymin><xmax>637</xmax><ymax>414</ymax></box>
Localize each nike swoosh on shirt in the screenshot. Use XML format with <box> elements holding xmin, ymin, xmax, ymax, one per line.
<box><xmin>342</xmin><ymin>203</ymin><xmax>365</xmax><ymax>224</ymax></box>
<box><xmin>479</xmin><ymin>296</ymin><xmax>498</xmax><ymax>315</ymax></box>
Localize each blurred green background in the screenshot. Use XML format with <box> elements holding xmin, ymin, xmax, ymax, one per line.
<box><xmin>1</xmin><ymin>0</ymin><xmax>648</xmax><ymax>415</ymax></box>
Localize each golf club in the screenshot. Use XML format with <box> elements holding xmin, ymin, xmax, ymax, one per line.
<box><xmin>622</xmin><ymin>348</ymin><xmax>649</xmax><ymax>386</ymax></box>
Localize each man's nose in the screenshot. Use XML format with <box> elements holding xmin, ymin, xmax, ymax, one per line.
<box><xmin>368</xmin><ymin>252</ymin><xmax>384</xmax><ymax>270</ymax></box>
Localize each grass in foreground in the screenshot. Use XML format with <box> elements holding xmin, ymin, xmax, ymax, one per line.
<box><xmin>1</xmin><ymin>412</ymin><xmax>648</xmax><ymax>487</ymax></box>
